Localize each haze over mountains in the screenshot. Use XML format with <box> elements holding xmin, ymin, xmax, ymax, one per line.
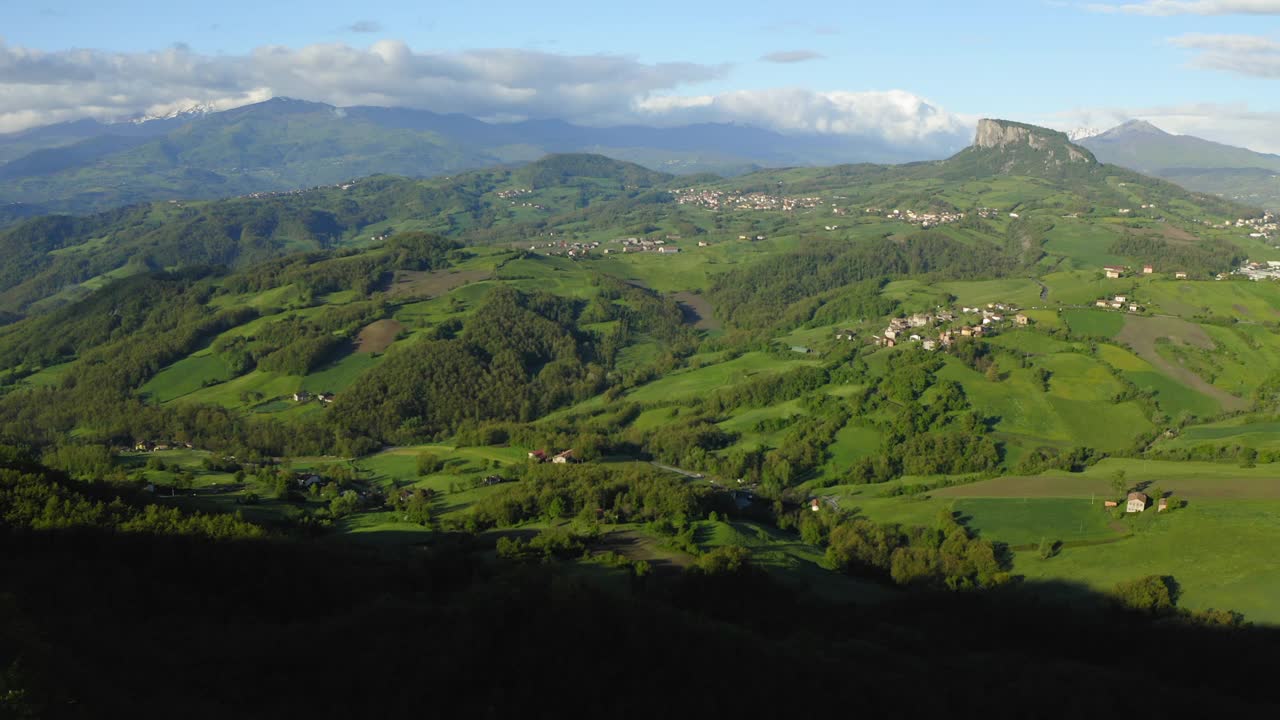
<box><xmin>0</xmin><ymin>97</ymin><xmax>967</xmax><ymax>221</ymax></box>
<box><xmin>1078</xmin><ymin>120</ymin><xmax>1280</xmax><ymax>208</ymax></box>
<box><xmin>4</xmin><ymin>95</ymin><xmax>1278</xmax><ymax>228</ymax></box>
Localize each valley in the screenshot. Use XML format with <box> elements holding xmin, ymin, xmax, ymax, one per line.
<box><xmin>3</xmin><ymin>121</ymin><xmax>1280</xmax><ymax>631</ymax></box>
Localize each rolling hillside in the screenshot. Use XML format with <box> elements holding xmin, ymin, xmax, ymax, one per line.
<box><xmin>5</xmin><ymin>120</ymin><xmax>1280</xmax><ymax>625</ymax></box>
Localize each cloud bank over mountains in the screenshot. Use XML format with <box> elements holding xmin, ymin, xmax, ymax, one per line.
<box><xmin>0</xmin><ymin>38</ymin><xmax>971</xmax><ymax>151</ymax></box>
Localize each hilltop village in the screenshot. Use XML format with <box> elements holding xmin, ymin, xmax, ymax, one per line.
<box><xmin>1201</xmin><ymin>211</ymin><xmax>1278</xmax><ymax>240</ymax></box>
<box><xmin>844</xmin><ymin>303</ymin><xmax>1031</xmax><ymax>351</ymax></box>
<box><xmin>529</xmin><ymin>235</ymin><xmax>696</xmax><ymax>257</ymax></box>
<box><xmin>670</xmin><ymin>187</ymin><xmax>823</xmax><ymax>211</ymax></box>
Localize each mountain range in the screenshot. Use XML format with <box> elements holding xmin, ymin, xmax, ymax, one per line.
<box><xmin>1078</xmin><ymin>120</ymin><xmax>1280</xmax><ymax>208</ymax></box>
<box><xmin>0</xmin><ymin>98</ymin><xmax>965</xmax><ymax>221</ymax></box>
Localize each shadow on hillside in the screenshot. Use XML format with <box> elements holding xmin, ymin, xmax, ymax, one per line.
<box><xmin>2</xmin><ymin>526</ymin><xmax>1277</xmax><ymax>717</ymax></box>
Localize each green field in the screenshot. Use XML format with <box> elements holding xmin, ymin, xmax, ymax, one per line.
<box><xmin>1062</xmin><ymin>308</ymin><xmax>1125</xmax><ymax>337</ymax></box>
<box><xmin>952</xmin><ymin>497</ymin><xmax>1120</xmax><ymax>546</ymax></box>
<box><xmin>1015</xmin><ymin>500</ymin><xmax>1280</xmax><ymax>624</ymax></box>
<box><xmin>627</xmin><ymin>352</ymin><xmax>818</xmax><ymax>403</ymax></box>
<box><xmin>937</xmin><ymin>278</ymin><xmax>1045</xmax><ymax>308</ymax></box>
<box><xmin>1144</xmin><ymin>280</ymin><xmax>1280</xmax><ymax>322</ymax></box>
<box><xmin>1157</xmin><ymin>418</ymin><xmax>1280</xmax><ymax>452</ymax></box>
<box><xmin>938</xmin><ymin>353</ymin><xmax>1152</xmax><ymax>453</ymax></box>
<box><xmin>825</xmin><ymin>423</ymin><xmax>882</xmax><ymax>468</ymax></box>
<box><xmin>141</xmin><ymin>352</ymin><xmax>233</xmax><ymax>402</ymax></box>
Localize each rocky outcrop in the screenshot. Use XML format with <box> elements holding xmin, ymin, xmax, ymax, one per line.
<box><xmin>974</xmin><ymin>119</ymin><xmax>1093</xmax><ymax>164</ymax></box>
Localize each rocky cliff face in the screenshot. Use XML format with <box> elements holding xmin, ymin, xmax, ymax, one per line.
<box><xmin>974</xmin><ymin>119</ymin><xmax>1093</xmax><ymax>164</ymax></box>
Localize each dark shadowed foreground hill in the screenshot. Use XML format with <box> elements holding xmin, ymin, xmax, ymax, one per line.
<box><xmin>3</xmin><ymin>517</ymin><xmax>1278</xmax><ymax>718</ymax></box>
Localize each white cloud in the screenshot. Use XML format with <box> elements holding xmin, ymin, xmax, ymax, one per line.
<box><xmin>0</xmin><ymin>38</ymin><xmax>972</xmax><ymax>151</ymax></box>
<box><xmin>345</xmin><ymin>21</ymin><xmax>383</xmax><ymax>33</ymax></box>
<box><xmin>1169</xmin><ymin>32</ymin><xmax>1280</xmax><ymax>77</ymax></box>
<box><xmin>760</xmin><ymin>50</ymin><xmax>825</xmax><ymax>63</ymax></box>
<box><xmin>0</xmin><ymin>39</ymin><xmax>723</xmax><ymax>132</ymax></box>
<box><xmin>1088</xmin><ymin>0</ymin><xmax>1280</xmax><ymax>14</ymax></box>
<box><xmin>636</xmin><ymin>88</ymin><xmax>973</xmax><ymax>145</ymax></box>
<box><xmin>1044</xmin><ymin>102</ymin><xmax>1280</xmax><ymax>154</ymax></box>
<box><xmin>1170</xmin><ymin>33</ymin><xmax>1280</xmax><ymax>51</ymax></box>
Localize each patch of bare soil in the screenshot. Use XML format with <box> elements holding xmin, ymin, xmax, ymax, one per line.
<box><xmin>1115</xmin><ymin>315</ymin><xmax>1247</xmax><ymax>411</ymax></box>
<box><xmin>671</xmin><ymin>291</ymin><xmax>721</xmax><ymax>331</ymax></box>
<box><xmin>1129</xmin><ymin>224</ymin><xmax>1199</xmax><ymax>245</ymax></box>
<box><xmin>597</xmin><ymin>530</ymin><xmax>694</xmax><ymax>574</ymax></box>
<box><xmin>355</xmin><ymin>319</ymin><xmax>404</xmax><ymax>354</ymax></box>
<box><xmin>387</xmin><ymin>269</ymin><xmax>490</xmax><ymax>299</ymax></box>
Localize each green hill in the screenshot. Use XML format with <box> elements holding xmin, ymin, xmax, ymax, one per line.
<box><xmin>1080</xmin><ymin>120</ymin><xmax>1280</xmax><ymax>208</ymax></box>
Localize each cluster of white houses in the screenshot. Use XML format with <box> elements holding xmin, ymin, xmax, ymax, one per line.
<box><xmin>878</xmin><ymin>207</ymin><xmax>966</xmax><ymax>229</ymax></box>
<box><xmin>1094</xmin><ymin>294</ymin><xmax>1143</xmax><ymax>313</ymax></box>
<box><xmin>1224</xmin><ymin>212</ymin><xmax>1277</xmax><ymax>240</ymax></box>
<box><xmin>860</xmin><ymin>304</ymin><xmax>1030</xmax><ymax>350</ymax></box>
<box><xmin>1103</xmin><ymin>264</ymin><xmax>1187</xmax><ymax>280</ymax></box>
<box><xmin>670</xmin><ymin>188</ymin><xmax>822</xmax><ymax>212</ymax></box>
<box><xmin>531</xmin><ymin>240</ymin><xmax>603</xmax><ymax>257</ymax></box>
<box><xmin>603</xmin><ymin>237</ymin><xmax>684</xmax><ymax>254</ymax></box>
<box><xmin>1235</xmin><ymin>260</ymin><xmax>1280</xmax><ymax>281</ymax></box>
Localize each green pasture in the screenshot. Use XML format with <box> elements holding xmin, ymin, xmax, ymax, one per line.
<box><xmin>1042</xmin><ymin>223</ymin><xmax>1124</xmax><ymax>269</ymax></box>
<box><xmin>1063</xmin><ymin>309</ymin><xmax>1125</xmax><ymax>338</ymax></box>
<box><xmin>1015</xmin><ymin>500</ymin><xmax>1280</xmax><ymax>625</ymax></box>
<box><xmin>627</xmin><ymin>352</ymin><xmax>818</xmax><ymax>403</ymax></box>
<box><xmin>1144</xmin><ymin>279</ymin><xmax>1280</xmax><ymax>322</ymax></box>
<box><xmin>176</xmin><ymin>370</ymin><xmax>304</xmax><ymax>409</ymax></box>
<box><xmin>936</xmin><ymin>278</ymin><xmax>1045</xmax><ymax>309</ymax></box>
<box><xmin>937</xmin><ymin>354</ymin><xmax>1151</xmax><ymax>452</ymax></box>
<box><xmin>952</xmin><ymin>497</ymin><xmax>1120</xmax><ymax>546</ymax></box>
<box><xmin>985</xmin><ymin>330</ymin><xmax>1078</xmax><ymax>355</ymax></box>
<box><xmin>141</xmin><ymin>352</ymin><xmax>233</xmax><ymax>402</ymax></box>
<box><xmin>1157</xmin><ymin>418</ymin><xmax>1280</xmax><ymax>452</ymax></box>
<box><xmin>299</xmin><ymin>351</ymin><xmax>380</xmax><ymax>394</ymax></box>
<box><xmin>934</xmin><ymin>458</ymin><xmax>1280</xmax><ymax>499</ymax></box>
<box><xmin>825</xmin><ymin>423</ymin><xmax>882</xmax><ymax>469</ymax></box>
<box><xmin>879</xmin><ymin>279</ymin><xmax>952</xmax><ymax>310</ymax></box>
<box><xmin>21</xmin><ymin>361</ymin><xmax>74</xmax><ymax>388</ymax></box>
<box><xmin>1040</xmin><ymin>271</ymin><xmax>1115</xmax><ymax>306</ymax></box>
<box><xmin>717</xmin><ymin>400</ymin><xmax>807</xmax><ymax>452</ymax></box>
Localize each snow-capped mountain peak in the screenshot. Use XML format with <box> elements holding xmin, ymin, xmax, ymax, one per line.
<box><xmin>128</xmin><ymin>102</ymin><xmax>219</xmax><ymax>125</ymax></box>
<box><xmin>1066</xmin><ymin>127</ymin><xmax>1103</xmax><ymax>142</ymax></box>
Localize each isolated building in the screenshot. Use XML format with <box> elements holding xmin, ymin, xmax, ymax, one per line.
<box><xmin>1126</xmin><ymin>492</ymin><xmax>1149</xmax><ymax>513</ymax></box>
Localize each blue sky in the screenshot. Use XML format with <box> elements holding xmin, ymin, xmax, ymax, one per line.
<box><xmin>4</xmin><ymin>0</ymin><xmax>1280</xmax><ymax>150</ymax></box>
